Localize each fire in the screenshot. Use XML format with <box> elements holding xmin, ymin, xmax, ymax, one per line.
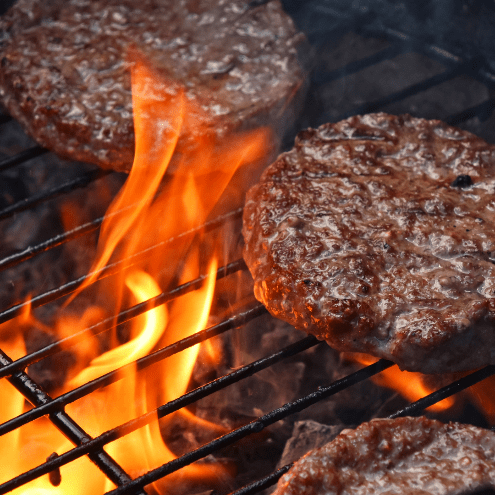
<box><xmin>0</xmin><ymin>50</ymin><xmax>270</xmax><ymax>493</ymax></box>
<box><xmin>345</xmin><ymin>353</ymin><xmax>456</xmax><ymax>413</ymax></box>
<box><xmin>467</xmin><ymin>376</ymin><xmax>495</xmax><ymax>424</ymax></box>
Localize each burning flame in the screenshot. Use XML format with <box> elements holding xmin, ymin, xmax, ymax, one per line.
<box><xmin>466</xmin><ymin>376</ymin><xmax>495</xmax><ymax>424</ymax></box>
<box><xmin>346</xmin><ymin>353</ymin><xmax>456</xmax><ymax>413</ymax></box>
<box><xmin>0</xmin><ymin>50</ymin><xmax>270</xmax><ymax>493</ymax></box>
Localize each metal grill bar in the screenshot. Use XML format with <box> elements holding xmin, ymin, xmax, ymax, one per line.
<box><xmin>0</xmin><ymin>205</ymin><xmax>126</xmax><ymax>271</ymax></box>
<box><xmin>390</xmin><ymin>365</ymin><xmax>495</xmax><ymax>419</ymax></box>
<box><xmin>0</xmin><ymin>145</ymin><xmax>48</xmax><ymax>172</ymax></box>
<box><xmin>0</xmin><ymin>209</ymin><xmax>244</xmax><ymax>325</ymax></box>
<box><xmin>0</xmin><ymin>4</ymin><xmax>494</xmax><ymax>494</ymax></box>
<box><xmin>0</xmin><ymin>205</ymin><xmax>242</xmax><ymax>274</ymax></box>
<box><xmin>0</xmin><ymin>167</ymin><xmax>112</xmax><ymax>221</ymax></box>
<box><xmin>445</xmin><ymin>98</ymin><xmax>495</xmax><ymax>126</ymax></box>
<box><xmin>336</xmin><ymin>64</ymin><xmax>470</xmax><ymax>121</ymax></box>
<box><xmin>103</xmin><ymin>359</ymin><xmax>395</xmax><ymax>495</ymax></box>
<box><xmin>0</xmin><ymin>348</ymin><xmax>145</xmax><ymax>495</ymax></box>
<box><xmin>0</xmin><ymin>316</ymin><xmax>320</xmax><ymax>494</ymax></box>
<box><xmin>360</xmin><ymin>25</ymin><xmax>495</xmax><ymax>92</ymax></box>
<box><xmin>229</xmin><ymin>465</ymin><xmax>293</xmax><ymax>495</ymax></box>
<box><xmin>229</xmin><ymin>364</ymin><xmax>495</xmax><ymax>495</ymax></box>
<box><xmin>312</xmin><ymin>43</ymin><xmax>409</xmax><ymax>85</ymax></box>
<box><xmin>0</xmin><ymin>302</ymin><xmax>265</xmax><ymax>437</ymax></box>
<box><xmin>0</xmin><ymin>257</ymin><xmax>246</xmax><ymax>379</ymax></box>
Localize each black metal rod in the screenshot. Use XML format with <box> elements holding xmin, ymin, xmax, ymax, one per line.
<box><xmin>0</xmin><ymin>214</ymin><xmax>103</xmax><ymax>271</ymax></box>
<box><xmin>226</xmin><ymin>365</ymin><xmax>495</xmax><ymax>495</ymax></box>
<box><xmin>335</xmin><ymin>64</ymin><xmax>469</xmax><ymax>121</ymax></box>
<box><xmin>389</xmin><ymin>365</ymin><xmax>495</xmax><ymax>419</ymax></box>
<box><xmin>0</xmin><ymin>208</ymin><xmax>244</xmax><ymax>325</ymax></box>
<box><xmin>0</xmin><ymin>348</ymin><xmax>147</xmax><ymax>494</ymax></box>
<box><xmin>2</xmin><ymin>10</ymin><xmax>495</xmax><ymax>495</ymax></box>
<box><xmin>228</xmin><ymin>465</ymin><xmax>293</xmax><ymax>495</ymax></box>
<box><xmin>0</xmin><ymin>322</ymin><xmax>320</xmax><ymax>493</ymax></box>
<box><xmin>361</xmin><ymin>24</ymin><xmax>495</xmax><ymax>90</ymax></box>
<box><xmin>0</xmin><ymin>203</ymin><xmax>138</xmax><ymax>272</ymax></box>
<box><xmin>312</xmin><ymin>42</ymin><xmax>407</xmax><ymax>85</ymax></box>
<box><xmin>102</xmin><ymin>359</ymin><xmax>395</xmax><ymax>495</ymax></box>
<box><xmin>0</xmin><ymin>203</ymin><xmax>241</xmax><ymax>275</ymax></box>
<box><xmin>0</xmin><ymin>303</ymin><xmax>267</xmax><ymax>436</ymax></box>
<box><xmin>0</xmin><ymin>146</ymin><xmax>48</xmax><ymax>173</ymax></box>
<box><xmin>445</xmin><ymin>98</ymin><xmax>495</xmax><ymax>126</ymax></box>
<box><xmin>0</xmin><ymin>168</ymin><xmax>113</xmax><ymax>221</ymax></box>
<box><xmin>0</xmin><ymin>258</ymin><xmax>247</xmax><ymax>378</ymax></box>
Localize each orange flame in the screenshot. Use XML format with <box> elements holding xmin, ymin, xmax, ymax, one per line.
<box><xmin>0</xmin><ymin>49</ymin><xmax>271</xmax><ymax>493</ymax></box>
<box><xmin>346</xmin><ymin>353</ymin><xmax>456</xmax><ymax>413</ymax></box>
<box><xmin>466</xmin><ymin>376</ymin><xmax>495</xmax><ymax>424</ymax></box>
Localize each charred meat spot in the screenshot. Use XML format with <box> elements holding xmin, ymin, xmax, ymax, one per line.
<box><xmin>0</xmin><ymin>57</ymin><xmax>7</xmax><ymax>67</ymax></box>
<box><xmin>359</xmin><ymin>284</ymin><xmax>369</xmax><ymax>294</ymax></box>
<box><xmin>212</xmin><ymin>62</ymin><xmax>236</xmax><ymax>79</ymax></box>
<box><xmin>451</xmin><ymin>174</ymin><xmax>473</xmax><ymax>188</ymax></box>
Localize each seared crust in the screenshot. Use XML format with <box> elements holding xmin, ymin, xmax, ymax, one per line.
<box><xmin>0</xmin><ymin>0</ymin><xmax>307</xmax><ymax>171</ymax></box>
<box><xmin>273</xmin><ymin>416</ymin><xmax>495</xmax><ymax>495</ymax></box>
<box><xmin>242</xmin><ymin>113</ymin><xmax>495</xmax><ymax>373</ymax></box>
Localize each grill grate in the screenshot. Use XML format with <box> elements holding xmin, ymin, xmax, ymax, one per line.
<box><xmin>1</xmin><ymin>2</ymin><xmax>495</xmax><ymax>494</ymax></box>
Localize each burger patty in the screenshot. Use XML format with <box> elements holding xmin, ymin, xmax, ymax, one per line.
<box><xmin>273</xmin><ymin>416</ymin><xmax>495</xmax><ymax>495</ymax></box>
<box><xmin>242</xmin><ymin>113</ymin><xmax>495</xmax><ymax>373</ymax></box>
<box><xmin>0</xmin><ymin>0</ymin><xmax>307</xmax><ymax>172</ymax></box>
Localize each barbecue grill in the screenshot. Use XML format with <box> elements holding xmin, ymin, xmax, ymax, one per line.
<box><xmin>1</xmin><ymin>1</ymin><xmax>495</xmax><ymax>494</ymax></box>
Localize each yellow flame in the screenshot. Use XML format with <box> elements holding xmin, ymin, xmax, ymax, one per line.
<box><xmin>0</xmin><ymin>48</ymin><xmax>272</xmax><ymax>494</ymax></box>
<box><xmin>68</xmin><ymin>270</ymin><xmax>167</xmax><ymax>388</ymax></box>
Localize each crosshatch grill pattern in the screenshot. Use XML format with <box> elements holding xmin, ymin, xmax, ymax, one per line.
<box><xmin>1</xmin><ymin>3</ymin><xmax>495</xmax><ymax>494</ymax></box>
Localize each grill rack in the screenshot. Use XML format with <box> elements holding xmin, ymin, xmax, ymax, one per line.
<box><xmin>1</xmin><ymin>4</ymin><xmax>495</xmax><ymax>494</ymax></box>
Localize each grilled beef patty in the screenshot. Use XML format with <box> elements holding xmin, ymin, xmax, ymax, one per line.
<box><xmin>0</xmin><ymin>0</ymin><xmax>307</xmax><ymax>172</ymax></box>
<box><xmin>274</xmin><ymin>416</ymin><xmax>495</xmax><ymax>495</ymax></box>
<box><xmin>243</xmin><ymin>113</ymin><xmax>495</xmax><ymax>373</ymax></box>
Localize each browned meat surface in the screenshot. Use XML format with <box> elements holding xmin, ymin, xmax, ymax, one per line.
<box><xmin>274</xmin><ymin>416</ymin><xmax>495</xmax><ymax>495</ymax></box>
<box><xmin>243</xmin><ymin>113</ymin><xmax>495</xmax><ymax>373</ymax></box>
<box><xmin>0</xmin><ymin>0</ymin><xmax>307</xmax><ymax>172</ymax></box>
